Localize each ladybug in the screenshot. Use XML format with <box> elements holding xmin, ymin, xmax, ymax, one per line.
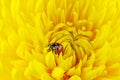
<box><xmin>49</xmin><ymin>43</ymin><xmax>63</xmax><ymax>54</ymax></box>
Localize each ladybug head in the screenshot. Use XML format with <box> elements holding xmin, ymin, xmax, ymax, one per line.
<box><xmin>49</xmin><ymin>43</ymin><xmax>59</xmax><ymax>50</ymax></box>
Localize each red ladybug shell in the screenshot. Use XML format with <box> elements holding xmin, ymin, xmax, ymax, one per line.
<box><xmin>56</xmin><ymin>44</ymin><xmax>63</xmax><ymax>54</ymax></box>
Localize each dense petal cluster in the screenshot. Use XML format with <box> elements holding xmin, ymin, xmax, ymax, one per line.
<box><xmin>0</xmin><ymin>0</ymin><xmax>120</xmax><ymax>80</ymax></box>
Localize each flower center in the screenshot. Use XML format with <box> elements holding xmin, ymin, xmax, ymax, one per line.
<box><xmin>44</xmin><ymin>21</ymin><xmax>96</xmax><ymax>65</ymax></box>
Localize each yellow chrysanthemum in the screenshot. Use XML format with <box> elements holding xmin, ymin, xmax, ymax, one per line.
<box><xmin>0</xmin><ymin>0</ymin><xmax>120</xmax><ymax>80</ymax></box>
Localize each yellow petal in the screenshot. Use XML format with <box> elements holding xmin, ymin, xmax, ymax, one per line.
<box><xmin>94</xmin><ymin>41</ymin><xmax>110</xmax><ymax>66</ymax></box>
<box><xmin>47</xmin><ymin>0</ymin><xmax>56</xmax><ymax>20</ymax></box>
<box><xmin>85</xmin><ymin>51</ymin><xmax>95</xmax><ymax>66</ymax></box>
<box><xmin>24</xmin><ymin>67</ymin><xmax>31</xmax><ymax>80</ymax></box>
<box><xmin>32</xmin><ymin>51</ymin><xmax>45</xmax><ymax>64</ymax></box>
<box><xmin>12</xmin><ymin>60</ymin><xmax>27</xmax><ymax>69</ymax></box>
<box><xmin>69</xmin><ymin>75</ymin><xmax>81</xmax><ymax>80</ymax></box>
<box><xmin>92</xmin><ymin>22</ymin><xmax>111</xmax><ymax>48</ymax></box>
<box><xmin>10</xmin><ymin>0</ymin><xmax>20</xmax><ymax>18</ymax></box>
<box><xmin>41</xmin><ymin>73</ymin><xmax>53</xmax><ymax>80</ymax></box>
<box><xmin>28</xmin><ymin>60</ymin><xmax>47</xmax><ymax>79</ymax></box>
<box><xmin>16</xmin><ymin>42</ymin><xmax>33</xmax><ymax>61</ymax></box>
<box><xmin>107</xmin><ymin>63</ymin><xmax>120</xmax><ymax>76</ymax></box>
<box><xmin>57</xmin><ymin>52</ymin><xmax>64</xmax><ymax>66</ymax></box>
<box><xmin>82</xmin><ymin>65</ymin><xmax>105</xmax><ymax>80</ymax></box>
<box><xmin>67</xmin><ymin>67</ymin><xmax>81</xmax><ymax>76</ymax></box>
<box><xmin>67</xmin><ymin>60</ymin><xmax>82</xmax><ymax>76</ymax></box>
<box><xmin>35</xmin><ymin>0</ymin><xmax>44</xmax><ymax>13</ymax></box>
<box><xmin>75</xmin><ymin>37</ymin><xmax>92</xmax><ymax>55</ymax></box>
<box><xmin>107</xmin><ymin>46</ymin><xmax>120</xmax><ymax>64</ymax></box>
<box><xmin>11</xmin><ymin>68</ymin><xmax>22</xmax><ymax>80</ymax></box>
<box><xmin>26</xmin><ymin>0</ymin><xmax>34</xmax><ymax>13</ymax></box>
<box><xmin>59</xmin><ymin>56</ymin><xmax>73</xmax><ymax>71</ymax></box>
<box><xmin>52</xmin><ymin>67</ymin><xmax>65</xmax><ymax>79</ymax></box>
<box><xmin>35</xmin><ymin>13</ymin><xmax>44</xmax><ymax>41</ymax></box>
<box><xmin>45</xmin><ymin>52</ymin><xmax>56</xmax><ymax>69</ymax></box>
